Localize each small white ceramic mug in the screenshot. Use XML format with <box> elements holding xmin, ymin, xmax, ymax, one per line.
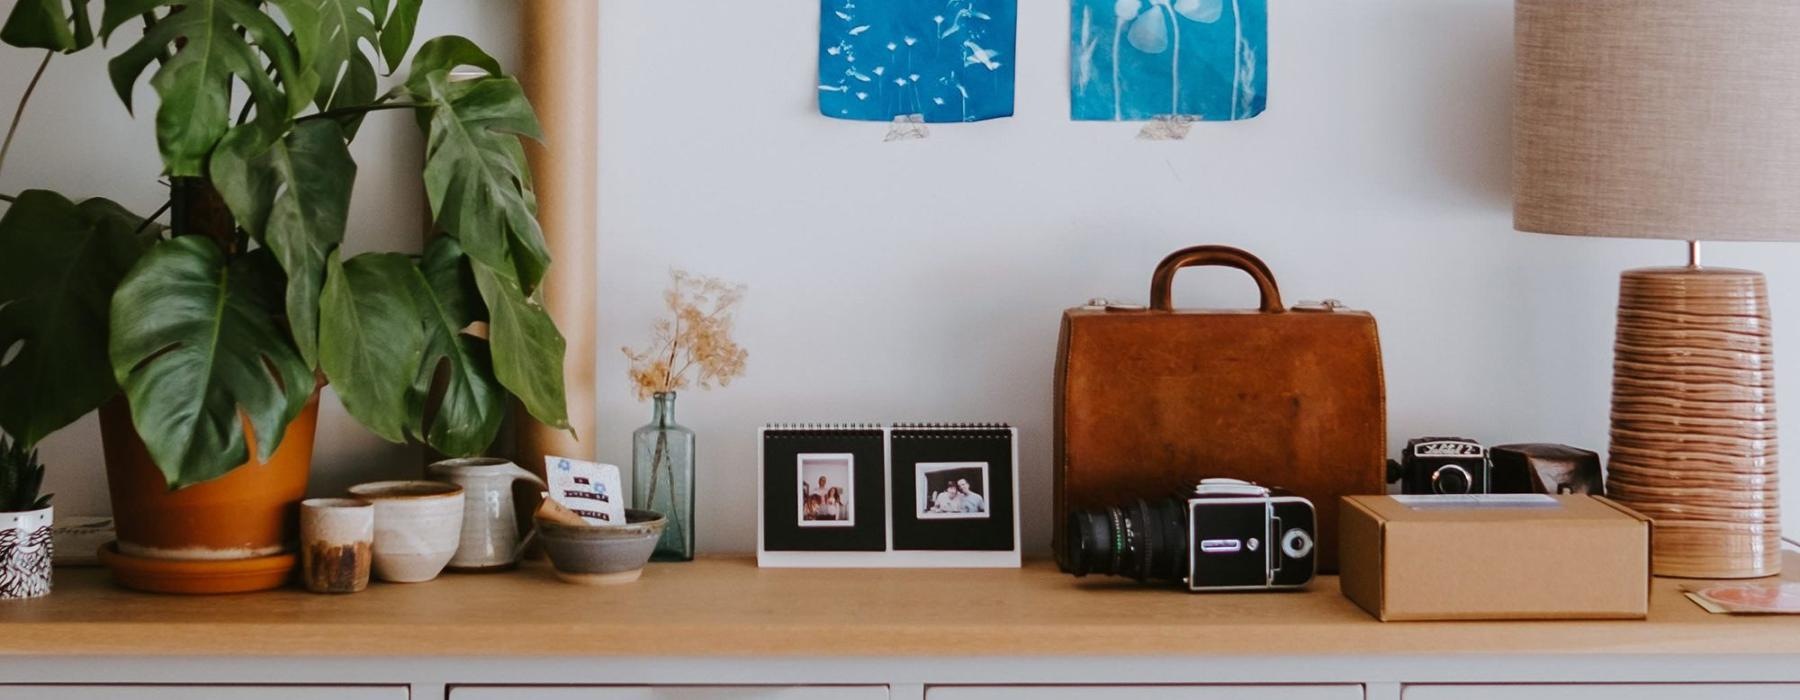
<box><xmin>0</xmin><ymin>506</ymin><xmax>52</xmax><ymax>599</ymax></box>
<box><xmin>346</xmin><ymin>481</ymin><xmax>465</xmax><ymax>583</ymax></box>
<box><xmin>300</xmin><ymin>498</ymin><xmax>374</xmax><ymax>594</ymax></box>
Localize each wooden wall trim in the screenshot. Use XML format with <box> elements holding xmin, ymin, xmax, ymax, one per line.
<box><xmin>518</xmin><ymin>0</ymin><xmax>599</xmax><ymax>468</ymax></box>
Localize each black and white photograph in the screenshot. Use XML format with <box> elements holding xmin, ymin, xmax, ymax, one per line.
<box><xmin>798</xmin><ymin>454</ymin><xmax>855</xmax><ymax>527</ymax></box>
<box><xmin>916</xmin><ymin>462</ymin><xmax>991</xmax><ymax>520</ymax></box>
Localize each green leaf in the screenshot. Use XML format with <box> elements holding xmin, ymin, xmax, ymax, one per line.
<box><xmin>413</xmin><ymin>70</ymin><xmax>549</xmax><ymax>293</ymax></box>
<box><xmin>210</xmin><ymin>119</ymin><xmax>356</xmax><ymax>368</ymax></box>
<box><xmin>0</xmin><ymin>190</ymin><xmax>150</xmax><ymax>448</ymax></box>
<box><xmin>471</xmin><ymin>263</ymin><xmax>568</xmax><ymax>432</ymax></box>
<box><xmin>109</xmin><ymin>238</ymin><xmax>313</xmax><ymax>488</ymax></box>
<box><xmin>328</xmin><ymin>50</ymin><xmax>378</xmax><ymax>139</ymax></box>
<box><xmin>373</xmin><ymin>0</ymin><xmax>419</xmax><ymax>73</ymax></box>
<box><xmin>404</xmin><ymin>35</ymin><xmax>503</xmax><ymax>93</ymax></box>
<box><xmin>98</xmin><ymin>0</ymin><xmax>161</xmax><ymax>38</ymax></box>
<box><xmin>2</xmin><ymin>0</ymin><xmax>94</xmax><ymax>52</ymax></box>
<box><xmin>409</xmin><ymin>237</ymin><xmax>503</xmax><ymax>456</ymax></box>
<box><xmin>318</xmin><ymin>252</ymin><xmax>425</xmax><ymax>444</ymax></box>
<box><xmin>105</xmin><ymin>0</ymin><xmax>305</xmax><ymax>176</ymax></box>
<box><xmin>270</xmin><ymin>0</ymin><xmax>377</xmax><ymax>110</ymax></box>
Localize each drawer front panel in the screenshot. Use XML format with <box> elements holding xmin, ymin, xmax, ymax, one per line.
<box><xmin>927</xmin><ymin>686</ymin><xmax>1361</xmax><ymax>700</ymax></box>
<box><xmin>1404</xmin><ymin>685</ymin><xmax>1800</xmax><ymax>700</ymax></box>
<box><xmin>451</xmin><ymin>687</ymin><xmax>887</xmax><ymax>700</ymax></box>
<box><xmin>0</xmin><ymin>687</ymin><xmax>405</xmax><ymax>700</ymax></box>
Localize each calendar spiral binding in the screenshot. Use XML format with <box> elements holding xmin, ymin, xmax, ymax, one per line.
<box><xmin>892</xmin><ymin>422</ymin><xmax>1012</xmax><ymax>430</ymax></box>
<box><xmin>892</xmin><ymin>422</ymin><xmax>1013</xmax><ymax>439</ymax></box>
<box><xmin>763</xmin><ymin>422</ymin><xmax>884</xmax><ymax>432</ymax></box>
<box><xmin>764</xmin><ymin>422</ymin><xmax>1011</xmax><ymax>431</ymax></box>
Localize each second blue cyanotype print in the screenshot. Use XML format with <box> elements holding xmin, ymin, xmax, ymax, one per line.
<box><xmin>818</xmin><ymin>0</ymin><xmax>1018</xmax><ymax>123</ymax></box>
<box><xmin>1072</xmin><ymin>0</ymin><xmax>1268</xmax><ymax>122</ymax></box>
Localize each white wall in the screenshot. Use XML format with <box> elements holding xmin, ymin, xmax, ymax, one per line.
<box><xmin>593</xmin><ymin>0</ymin><xmax>1800</xmax><ymax>556</ymax></box>
<box><xmin>8</xmin><ymin>0</ymin><xmax>1798</xmax><ymax>558</ymax></box>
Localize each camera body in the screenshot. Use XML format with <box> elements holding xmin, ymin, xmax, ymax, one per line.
<box><xmin>1388</xmin><ymin>437</ymin><xmax>1489</xmax><ymax>495</ymax></box>
<box><xmin>1063</xmin><ymin>478</ymin><xmax>1316</xmax><ymax>592</ymax></box>
<box><xmin>1186</xmin><ymin>479</ymin><xmax>1317</xmax><ymax>591</ymax></box>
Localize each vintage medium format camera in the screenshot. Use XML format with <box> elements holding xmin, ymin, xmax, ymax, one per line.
<box><xmin>1387</xmin><ymin>437</ymin><xmax>1489</xmax><ymax>495</ymax></box>
<box><xmin>1063</xmin><ymin>478</ymin><xmax>1316</xmax><ymax>592</ymax></box>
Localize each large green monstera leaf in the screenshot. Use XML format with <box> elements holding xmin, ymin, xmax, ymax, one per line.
<box><xmin>103</xmin><ymin>0</ymin><xmax>305</xmax><ymax>176</ymax></box>
<box><xmin>407</xmin><ymin>37</ymin><xmax>550</xmax><ymax>293</ymax></box>
<box><xmin>408</xmin><ymin>237</ymin><xmax>504</xmax><ymax>455</ymax></box>
<box><xmin>318</xmin><ymin>251</ymin><xmax>424</xmax><ymax>443</ymax></box>
<box><xmin>211</xmin><ymin>119</ymin><xmax>356</xmax><ymax>368</ymax></box>
<box><xmin>109</xmin><ymin>237</ymin><xmax>313</xmax><ymax>488</ymax></box>
<box><xmin>316</xmin><ymin>239</ymin><xmax>511</xmax><ymax>457</ymax></box>
<box><xmin>473</xmin><ymin>263</ymin><xmax>568</xmax><ymax>432</ymax></box>
<box><xmin>0</xmin><ymin>191</ymin><xmax>152</xmax><ymax>447</ymax></box>
<box><xmin>269</xmin><ymin>0</ymin><xmax>377</xmax><ymax>110</ymax></box>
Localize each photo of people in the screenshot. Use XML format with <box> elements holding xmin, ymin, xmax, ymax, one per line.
<box><xmin>798</xmin><ymin>454</ymin><xmax>855</xmax><ymax>527</ymax></box>
<box><xmin>917</xmin><ymin>462</ymin><xmax>990</xmax><ymax>520</ymax></box>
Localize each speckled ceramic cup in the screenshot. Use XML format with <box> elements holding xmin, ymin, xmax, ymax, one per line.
<box><xmin>299</xmin><ymin>498</ymin><xmax>373</xmax><ymax>594</ymax></box>
<box><xmin>536</xmin><ymin>509</ymin><xmax>666</xmax><ymax>585</ymax></box>
<box><xmin>347</xmin><ymin>481</ymin><xmax>465</xmax><ymax>583</ymax></box>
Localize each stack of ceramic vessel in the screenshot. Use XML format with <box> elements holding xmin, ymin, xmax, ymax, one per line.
<box><xmin>1605</xmin><ymin>267</ymin><xmax>1781</xmax><ymax>579</ymax></box>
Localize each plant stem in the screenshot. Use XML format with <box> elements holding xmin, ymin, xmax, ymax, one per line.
<box><xmin>132</xmin><ymin>200</ymin><xmax>174</xmax><ymax>238</ymax></box>
<box><xmin>297</xmin><ymin>101</ymin><xmax>428</xmax><ymax>124</ymax></box>
<box><xmin>661</xmin><ymin>307</ymin><xmax>681</xmax><ymax>393</ymax></box>
<box><xmin>0</xmin><ymin>193</ymin><xmax>15</xmax><ymax>204</ymax></box>
<box><xmin>0</xmin><ymin>51</ymin><xmax>53</xmax><ymax>184</ymax></box>
<box><xmin>645</xmin><ymin>429</ymin><xmax>669</xmax><ymax>514</ymax></box>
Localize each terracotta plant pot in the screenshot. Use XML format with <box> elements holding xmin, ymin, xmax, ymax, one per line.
<box><xmin>98</xmin><ymin>391</ymin><xmax>319</xmax><ymax>591</ymax></box>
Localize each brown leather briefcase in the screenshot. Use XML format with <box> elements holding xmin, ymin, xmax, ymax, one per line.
<box><xmin>1053</xmin><ymin>245</ymin><xmax>1386</xmax><ymax>573</ymax></box>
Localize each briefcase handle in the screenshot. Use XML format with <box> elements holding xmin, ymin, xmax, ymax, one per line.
<box><xmin>1149</xmin><ymin>245</ymin><xmax>1286</xmax><ymax>313</ymax></box>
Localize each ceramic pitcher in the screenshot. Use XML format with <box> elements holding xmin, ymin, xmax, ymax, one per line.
<box><xmin>426</xmin><ymin>458</ymin><xmax>547</xmax><ymax>571</ymax></box>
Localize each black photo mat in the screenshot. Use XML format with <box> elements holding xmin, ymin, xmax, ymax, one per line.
<box><xmin>762</xmin><ymin>429</ymin><xmax>886</xmax><ymax>552</ymax></box>
<box><xmin>889</xmin><ymin>428</ymin><xmax>1016</xmax><ymax>551</ymax></box>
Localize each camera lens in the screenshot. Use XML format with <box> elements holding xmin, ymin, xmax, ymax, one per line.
<box><xmin>1281</xmin><ymin>528</ymin><xmax>1313</xmax><ymax>559</ymax></box>
<box><xmin>1431</xmin><ymin>464</ymin><xmax>1473</xmax><ymax>494</ymax></box>
<box><xmin>1063</xmin><ymin>498</ymin><xmax>1188</xmax><ymax>583</ymax></box>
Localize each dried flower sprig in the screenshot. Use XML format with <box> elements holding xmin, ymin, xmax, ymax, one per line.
<box><xmin>623</xmin><ymin>270</ymin><xmax>749</xmax><ymax>400</ymax></box>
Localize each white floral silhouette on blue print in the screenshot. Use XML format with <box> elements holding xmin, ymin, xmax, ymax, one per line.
<box><xmin>819</xmin><ymin>0</ymin><xmax>1017</xmax><ymax>123</ymax></box>
<box><xmin>1071</xmin><ymin>0</ymin><xmax>1267</xmax><ymax>121</ymax></box>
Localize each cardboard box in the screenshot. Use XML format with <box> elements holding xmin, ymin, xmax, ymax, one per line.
<box><xmin>1339</xmin><ymin>494</ymin><xmax>1650</xmax><ymax>621</ymax></box>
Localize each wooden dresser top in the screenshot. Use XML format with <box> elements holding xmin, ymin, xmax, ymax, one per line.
<box><xmin>1</xmin><ymin>554</ymin><xmax>1797</xmax><ymax>657</ymax></box>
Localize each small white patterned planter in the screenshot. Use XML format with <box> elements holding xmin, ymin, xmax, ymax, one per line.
<box><xmin>0</xmin><ymin>506</ymin><xmax>52</xmax><ymax>599</ymax></box>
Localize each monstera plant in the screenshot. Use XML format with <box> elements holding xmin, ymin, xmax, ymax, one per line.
<box><xmin>0</xmin><ymin>0</ymin><xmax>569</xmax><ymax>491</ymax></box>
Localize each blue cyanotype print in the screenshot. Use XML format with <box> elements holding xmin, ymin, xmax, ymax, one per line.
<box><xmin>819</xmin><ymin>0</ymin><xmax>1018</xmax><ymax>123</ymax></box>
<box><xmin>1071</xmin><ymin>0</ymin><xmax>1268</xmax><ymax>121</ymax></box>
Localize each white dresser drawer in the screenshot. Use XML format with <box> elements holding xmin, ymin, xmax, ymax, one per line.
<box><xmin>1404</xmin><ymin>685</ymin><xmax>1800</xmax><ymax>700</ymax></box>
<box><xmin>927</xmin><ymin>686</ymin><xmax>1361</xmax><ymax>700</ymax></box>
<box><xmin>0</xmin><ymin>688</ymin><xmax>404</xmax><ymax>700</ymax></box>
<box><xmin>450</xmin><ymin>687</ymin><xmax>887</xmax><ymax>700</ymax></box>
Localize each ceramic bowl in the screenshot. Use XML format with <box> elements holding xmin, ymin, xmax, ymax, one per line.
<box><xmin>346</xmin><ymin>480</ymin><xmax>465</xmax><ymax>583</ymax></box>
<box><xmin>536</xmin><ymin>509</ymin><xmax>666</xmax><ymax>585</ymax></box>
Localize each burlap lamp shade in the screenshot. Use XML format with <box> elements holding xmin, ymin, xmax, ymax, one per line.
<box><xmin>1514</xmin><ymin>0</ymin><xmax>1798</xmax><ymax>578</ymax></box>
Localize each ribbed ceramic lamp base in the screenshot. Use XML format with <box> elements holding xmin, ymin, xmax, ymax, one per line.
<box><xmin>1606</xmin><ymin>267</ymin><xmax>1782</xmax><ymax>579</ymax></box>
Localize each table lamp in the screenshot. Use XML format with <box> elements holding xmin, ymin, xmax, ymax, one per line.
<box><xmin>1514</xmin><ymin>0</ymin><xmax>1797</xmax><ymax>578</ymax></box>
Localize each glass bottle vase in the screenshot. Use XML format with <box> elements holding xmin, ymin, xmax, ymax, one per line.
<box><xmin>632</xmin><ymin>392</ymin><xmax>695</xmax><ymax>561</ymax></box>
